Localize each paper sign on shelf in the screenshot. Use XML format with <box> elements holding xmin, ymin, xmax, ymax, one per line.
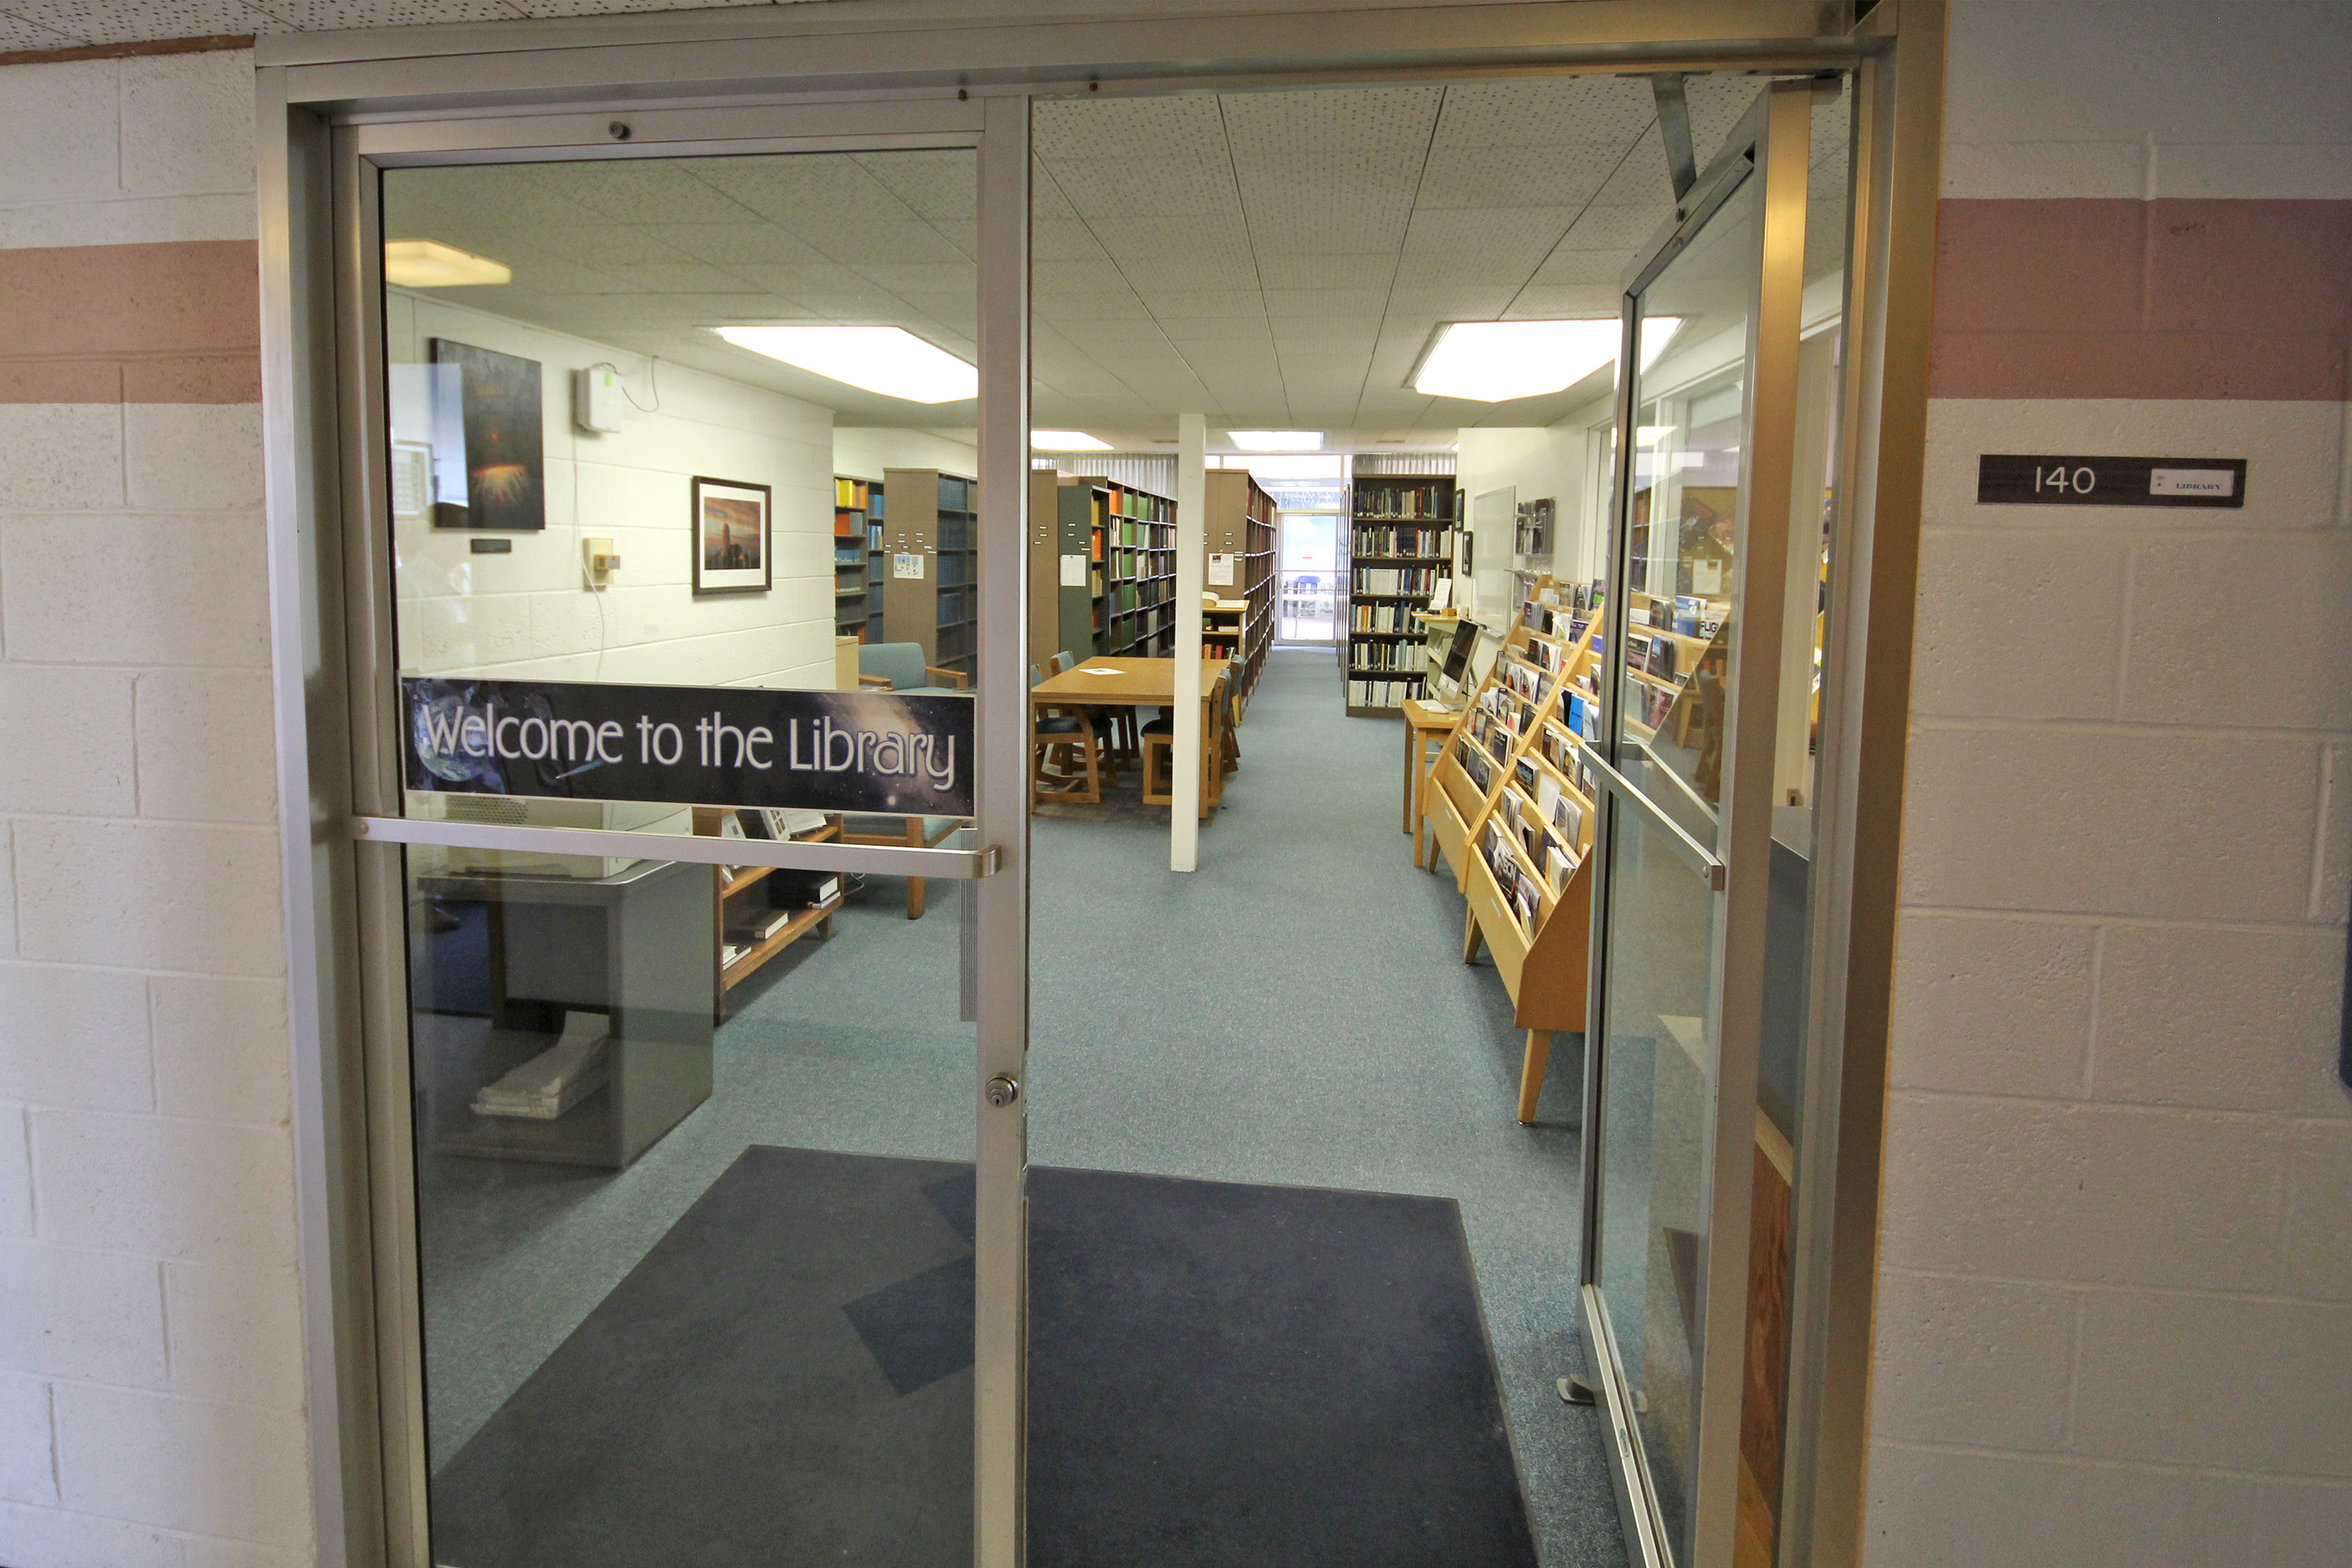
<box><xmin>892</xmin><ymin>553</ymin><xmax>925</xmax><ymax>579</ymax></box>
<box><xmin>1207</xmin><ymin>552</ymin><xmax>1236</xmax><ymax>586</ymax></box>
<box><xmin>1059</xmin><ymin>553</ymin><xmax>1087</xmax><ymax>586</ymax></box>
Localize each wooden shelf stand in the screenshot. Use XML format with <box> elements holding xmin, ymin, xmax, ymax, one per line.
<box><xmin>1420</xmin><ymin>574</ymin><xmax>1610</xmax><ymax>1123</ymax></box>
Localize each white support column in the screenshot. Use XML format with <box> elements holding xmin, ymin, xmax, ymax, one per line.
<box><xmin>1172</xmin><ymin>412</ymin><xmax>1206</xmax><ymax>870</ymax></box>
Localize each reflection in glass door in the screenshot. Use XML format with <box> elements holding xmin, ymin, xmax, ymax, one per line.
<box><xmin>1276</xmin><ymin>511</ymin><xmax>1339</xmax><ymax>642</ymax></box>
<box><xmin>368</xmin><ymin>144</ymin><xmax>1002</xmax><ymax>1567</ymax></box>
<box><xmin>1580</xmin><ymin>78</ymin><xmax>1849</xmax><ymax>1568</ymax></box>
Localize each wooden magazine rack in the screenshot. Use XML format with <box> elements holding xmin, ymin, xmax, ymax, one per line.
<box><xmin>1421</xmin><ymin>575</ymin><xmax>1608</xmax><ymax>1124</ymax></box>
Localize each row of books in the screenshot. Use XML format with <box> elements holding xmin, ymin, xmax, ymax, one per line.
<box><xmin>1352</xmin><ymin>524</ymin><xmax>1452</xmax><ymax>557</ymax></box>
<box><xmin>1351</xmin><ymin>602</ymin><xmax>1419</xmax><ymax>632</ymax></box>
<box><xmin>1639</xmin><ymin>591</ymin><xmax>1725</xmax><ymax>639</ymax></box>
<box><xmin>1347</xmin><ymin>677</ymin><xmax>1420</xmax><ymax>709</ymax></box>
<box><xmin>1108</xmin><ymin>518</ymin><xmax>1176</xmax><ymax>546</ymax></box>
<box><xmin>1353</xmin><ymin>484</ymin><xmax>1452</xmax><ymax>521</ymax></box>
<box><xmin>1349</xmin><ymin>642</ymin><xmax>1426</xmax><ymax>673</ymax></box>
<box><xmin>1625</xmin><ymin>630</ymin><xmax>1682</xmax><ymax>681</ymax></box>
<box><xmin>1480</xmin><ymin>818</ymin><xmax>1548</xmax><ymax>936</ymax></box>
<box><xmin>1352</xmin><ymin>567</ymin><xmax>1444</xmax><ymax>596</ymax></box>
<box><xmin>1109</xmin><ymin>579</ymin><xmax>1172</xmax><ymax>614</ymax></box>
<box><xmin>1094</xmin><ymin>486</ymin><xmax>1172</xmax><ymax>522</ymax></box>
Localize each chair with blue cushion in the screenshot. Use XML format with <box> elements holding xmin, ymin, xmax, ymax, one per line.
<box><xmin>838</xmin><ymin>810</ymin><xmax>964</xmax><ymax>920</ymax></box>
<box><xmin>857</xmin><ymin>641</ymin><xmax>968</xmax><ymax>695</ymax></box>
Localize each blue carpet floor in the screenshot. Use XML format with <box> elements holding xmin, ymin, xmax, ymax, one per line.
<box><xmin>412</xmin><ymin>647</ymin><xmax>1624</xmax><ymax>1566</ymax></box>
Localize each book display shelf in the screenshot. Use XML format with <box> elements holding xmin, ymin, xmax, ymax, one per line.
<box><xmin>1420</xmin><ymin>574</ymin><xmax>1610</xmax><ymax>1123</ymax></box>
<box><xmin>1344</xmin><ymin>472</ymin><xmax>1459</xmax><ymax>715</ymax></box>
<box><xmin>833</xmin><ymin>477</ymin><xmax>883</xmax><ymax>641</ymax></box>
<box><xmin>880</xmin><ymin>468</ymin><xmax>980</xmax><ymax>681</ymax></box>
<box><xmin>1621</xmin><ymin>585</ymin><xmax>1729</xmax><ymax>758</ymax></box>
<box><xmin>1203</xmin><ymin>469</ymin><xmax>1276</xmax><ymax>713</ymax></box>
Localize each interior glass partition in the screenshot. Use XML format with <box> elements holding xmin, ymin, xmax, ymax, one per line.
<box><xmin>376</xmin><ymin>147</ymin><xmax>987</xmax><ymax>1566</ymax></box>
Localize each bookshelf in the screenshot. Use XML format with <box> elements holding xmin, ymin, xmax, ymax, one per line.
<box><xmin>1203</xmin><ymin>469</ymin><xmax>1275</xmax><ymax>713</ymax></box>
<box><xmin>833</xmin><ymin>477</ymin><xmax>882</xmax><ymax>641</ymax></box>
<box><xmin>1420</xmin><ymin>574</ymin><xmax>1609</xmax><ymax>1123</ymax></box>
<box><xmin>691</xmin><ymin>808</ymin><xmax>844</xmax><ymax>1022</ymax></box>
<box><xmin>1063</xmin><ymin>476</ymin><xmax>1178</xmax><ymax>658</ymax></box>
<box><xmin>1025</xmin><ymin>471</ymin><xmax>1094</xmax><ymax>670</ymax></box>
<box><xmin>880</xmin><ymin>468</ymin><xmax>980</xmax><ymax>681</ymax></box>
<box><xmin>1344</xmin><ymin>471</ymin><xmax>1459</xmax><ymax>716</ymax></box>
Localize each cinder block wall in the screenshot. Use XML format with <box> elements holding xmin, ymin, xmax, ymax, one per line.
<box><xmin>1867</xmin><ymin>3</ymin><xmax>2352</xmax><ymax>1562</ymax></box>
<box><xmin>0</xmin><ymin>47</ymin><xmax>314</xmax><ymax>1568</ymax></box>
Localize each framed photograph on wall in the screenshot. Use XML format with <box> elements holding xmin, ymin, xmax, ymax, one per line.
<box><xmin>428</xmin><ymin>338</ymin><xmax>545</xmax><ymax>531</ymax></box>
<box><xmin>692</xmin><ymin>477</ymin><xmax>772</xmax><ymax>593</ymax></box>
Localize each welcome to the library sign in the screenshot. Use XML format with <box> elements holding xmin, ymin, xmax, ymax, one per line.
<box><xmin>402</xmin><ymin>677</ymin><xmax>975</xmax><ymax>816</ymax></box>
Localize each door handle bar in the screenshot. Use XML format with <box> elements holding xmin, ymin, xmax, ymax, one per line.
<box><xmin>1579</xmin><ymin>753</ymin><xmax>1727</xmax><ymax>891</ymax></box>
<box><xmin>350</xmin><ymin>815</ymin><xmax>1000</xmax><ymax>879</ymax></box>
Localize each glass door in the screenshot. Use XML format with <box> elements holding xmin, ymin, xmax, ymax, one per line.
<box><xmin>1275</xmin><ymin>510</ymin><xmax>1340</xmax><ymax>643</ymax></box>
<box><xmin>343</xmin><ymin>114</ymin><xmax>1033</xmax><ymax>1568</ymax></box>
<box><xmin>1578</xmin><ymin>78</ymin><xmax>1844</xmax><ymax>1568</ymax></box>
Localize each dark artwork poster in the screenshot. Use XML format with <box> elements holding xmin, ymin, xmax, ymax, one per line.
<box><xmin>430</xmin><ymin>338</ymin><xmax>546</xmax><ymax>532</ymax></box>
<box><xmin>404</xmin><ymin>677</ymin><xmax>976</xmax><ymax>817</ymax></box>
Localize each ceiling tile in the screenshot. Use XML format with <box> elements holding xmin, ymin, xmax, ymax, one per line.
<box><xmin>1526</xmin><ymin>249</ymin><xmax>1641</xmax><ymax>287</ymax></box>
<box><xmin>1413</xmin><ymin>143</ymin><xmax>1627</xmax><ymax>211</ymax></box>
<box><xmin>1559</xmin><ymin>203</ymin><xmax>1671</xmax><ymax>251</ymax></box>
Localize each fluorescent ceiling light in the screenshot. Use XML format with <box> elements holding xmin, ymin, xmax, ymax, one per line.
<box><xmin>384</xmin><ymin>238</ymin><xmax>511</xmax><ymax>288</ymax></box>
<box><xmin>1228</xmin><ymin>430</ymin><xmax>1323</xmax><ymax>451</ymax></box>
<box><xmin>1412</xmin><ymin>318</ymin><xmax>1682</xmax><ymax>402</ymax></box>
<box><xmin>716</xmin><ymin>325</ymin><xmax>977</xmax><ymax>404</ymax></box>
<box><xmin>1031</xmin><ymin>430</ymin><xmax>1112</xmax><ymax>451</ymax></box>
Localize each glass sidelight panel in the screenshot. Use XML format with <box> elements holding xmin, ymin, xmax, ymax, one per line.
<box><xmin>376</xmin><ymin>147</ymin><xmax>989</xmax><ymax>1565</ymax></box>
<box><xmin>1592</xmin><ymin>804</ymin><xmax>1721</xmax><ymax>1566</ymax></box>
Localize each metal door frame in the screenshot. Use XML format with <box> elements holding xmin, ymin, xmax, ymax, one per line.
<box><xmin>255</xmin><ymin>6</ymin><xmax>1944</xmax><ymax>1566</ymax></box>
<box><xmin>1577</xmin><ymin>77</ymin><xmax>1813</xmax><ymax>1568</ymax></box>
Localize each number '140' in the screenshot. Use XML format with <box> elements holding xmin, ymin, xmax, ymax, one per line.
<box><xmin>2036</xmin><ymin>464</ymin><xmax>2096</xmax><ymax>494</ymax></box>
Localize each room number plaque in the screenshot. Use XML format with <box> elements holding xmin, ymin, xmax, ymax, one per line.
<box><xmin>1976</xmin><ymin>454</ymin><xmax>2246</xmax><ymax>508</ymax></box>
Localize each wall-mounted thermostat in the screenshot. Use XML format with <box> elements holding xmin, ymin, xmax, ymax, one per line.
<box><xmin>573</xmin><ymin>367</ymin><xmax>626</xmax><ymax>433</ymax></box>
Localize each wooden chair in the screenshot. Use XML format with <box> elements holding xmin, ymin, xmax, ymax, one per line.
<box><xmin>1140</xmin><ymin>673</ymin><xmax>1232</xmax><ymax>815</ymax></box>
<box><xmin>1031</xmin><ymin>663</ymin><xmax>1108</xmax><ymax>806</ymax></box>
<box><xmin>837</xmin><ymin>812</ymin><xmax>961</xmax><ymax>919</ymax></box>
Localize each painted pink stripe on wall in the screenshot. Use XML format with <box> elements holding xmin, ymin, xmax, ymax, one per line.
<box><xmin>1931</xmin><ymin>198</ymin><xmax>2352</xmax><ymax>401</ymax></box>
<box><xmin>0</xmin><ymin>238</ymin><xmax>260</xmax><ymax>403</ymax></box>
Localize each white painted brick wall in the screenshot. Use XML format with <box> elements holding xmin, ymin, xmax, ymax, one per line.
<box><xmin>0</xmin><ymin>46</ymin><xmax>314</xmax><ymax>1568</ymax></box>
<box><xmin>1871</xmin><ymin>4</ymin><xmax>2352</xmax><ymax>1559</ymax></box>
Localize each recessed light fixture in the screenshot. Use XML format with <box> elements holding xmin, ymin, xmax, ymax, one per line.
<box><xmin>383</xmin><ymin>238</ymin><xmax>512</xmax><ymax>288</ymax></box>
<box><xmin>716</xmin><ymin>325</ymin><xmax>977</xmax><ymax>404</ymax></box>
<box><xmin>1228</xmin><ymin>430</ymin><xmax>1323</xmax><ymax>451</ymax></box>
<box><xmin>1410</xmin><ymin>318</ymin><xmax>1682</xmax><ymax>402</ymax></box>
<box><xmin>1030</xmin><ymin>430</ymin><xmax>1112</xmax><ymax>452</ymax></box>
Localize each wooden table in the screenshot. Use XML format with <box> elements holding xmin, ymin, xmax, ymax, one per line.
<box><xmin>1031</xmin><ymin>656</ymin><xmax>1232</xmax><ymax>817</ymax></box>
<box><xmin>1402</xmin><ymin>698</ymin><xmax>1462</xmax><ymax>869</ymax></box>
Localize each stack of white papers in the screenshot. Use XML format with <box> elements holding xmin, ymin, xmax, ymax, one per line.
<box><xmin>473</xmin><ymin>1011</ymin><xmax>610</xmax><ymax>1121</ymax></box>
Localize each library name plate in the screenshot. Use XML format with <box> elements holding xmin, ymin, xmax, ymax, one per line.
<box><xmin>403</xmin><ymin>677</ymin><xmax>974</xmax><ymax>815</ymax></box>
<box><xmin>1976</xmin><ymin>454</ymin><xmax>2246</xmax><ymax>508</ymax></box>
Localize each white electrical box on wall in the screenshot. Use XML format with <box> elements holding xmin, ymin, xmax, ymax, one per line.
<box><xmin>573</xmin><ymin>366</ymin><xmax>626</xmax><ymax>433</ymax></box>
